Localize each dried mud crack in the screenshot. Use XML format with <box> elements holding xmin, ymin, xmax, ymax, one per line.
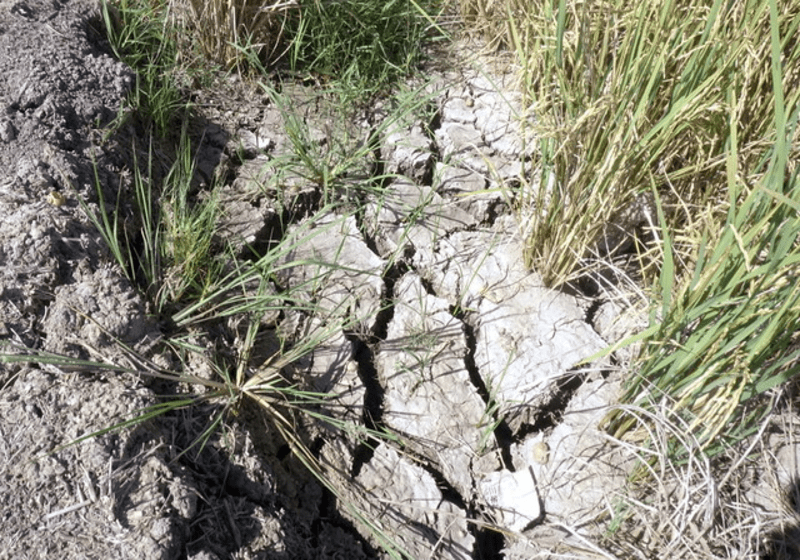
<box><xmin>455</xmin><ymin>306</ymin><xmax>515</xmax><ymax>471</ymax></box>
<box><xmin>345</xmin><ymin>329</ymin><xmax>385</xmax><ymax>478</ymax></box>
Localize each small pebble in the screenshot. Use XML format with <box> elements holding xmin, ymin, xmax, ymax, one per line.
<box><xmin>532</xmin><ymin>441</ymin><xmax>550</xmax><ymax>465</ymax></box>
<box><xmin>47</xmin><ymin>191</ymin><xmax>66</xmax><ymax>206</ymax></box>
<box><xmin>0</xmin><ymin>119</ymin><xmax>16</xmax><ymax>142</ymax></box>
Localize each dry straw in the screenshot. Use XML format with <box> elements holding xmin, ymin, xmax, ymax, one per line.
<box><xmin>178</xmin><ymin>0</ymin><xmax>296</xmax><ymax>68</ymax></box>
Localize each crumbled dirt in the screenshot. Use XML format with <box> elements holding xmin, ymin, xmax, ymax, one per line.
<box><xmin>3</xmin><ymin>1</ymin><xmax>800</xmax><ymax>560</ymax></box>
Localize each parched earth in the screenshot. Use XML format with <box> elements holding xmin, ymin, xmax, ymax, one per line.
<box><xmin>2</xmin><ymin>1</ymin><xmax>800</xmax><ymax>559</ymax></box>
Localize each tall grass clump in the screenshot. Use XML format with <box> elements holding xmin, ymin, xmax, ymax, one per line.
<box><xmin>604</xmin><ymin>79</ymin><xmax>800</xmax><ymax>466</ymax></box>
<box><xmin>605</xmin><ymin>147</ymin><xmax>800</xmax><ymax>461</ymax></box>
<box><xmin>101</xmin><ymin>0</ymin><xmax>187</xmax><ymax>137</ymax></box>
<box><xmin>165</xmin><ymin>0</ymin><xmax>446</xmax><ymax>99</ymax></box>
<box><xmin>174</xmin><ymin>0</ymin><xmax>294</xmax><ymax>69</ymax></box>
<box><xmin>490</xmin><ymin>0</ymin><xmax>800</xmax><ymax>462</ymax></box>
<box><xmin>493</xmin><ymin>0</ymin><xmax>800</xmax><ymax>288</ymax></box>
<box><xmin>284</xmin><ymin>0</ymin><xmax>445</xmax><ymax>98</ymax></box>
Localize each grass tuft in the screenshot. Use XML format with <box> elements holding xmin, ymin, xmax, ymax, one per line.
<box><xmin>102</xmin><ymin>0</ymin><xmax>187</xmax><ymax>137</ymax></box>
<box><xmin>285</xmin><ymin>0</ymin><xmax>445</xmax><ymax>99</ymax></box>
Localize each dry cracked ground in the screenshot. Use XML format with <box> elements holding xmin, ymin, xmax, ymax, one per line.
<box><xmin>2</xmin><ymin>1</ymin><xmax>800</xmax><ymax>559</ymax></box>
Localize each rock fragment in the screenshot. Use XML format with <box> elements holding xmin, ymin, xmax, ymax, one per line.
<box><xmin>381</xmin><ymin>123</ymin><xmax>434</xmax><ymax>183</ymax></box>
<box><xmin>277</xmin><ymin>214</ymin><xmax>385</xmax><ymax>331</ymax></box>
<box><xmin>477</xmin><ymin>468</ymin><xmax>543</xmax><ymax>532</ymax></box>
<box><xmin>512</xmin><ymin>375</ymin><xmax>627</xmax><ymax>526</ymax></box>
<box><xmin>0</xmin><ymin>118</ymin><xmax>16</xmax><ymax>141</ymax></box>
<box><xmin>435</xmin><ymin>121</ymin><xmax>486</xmax><ymax>159</ymax></box>
<box><xmin>440</xmin><ymin>94</ymin><xmax>477</xmax><ymax>125</ymax></box>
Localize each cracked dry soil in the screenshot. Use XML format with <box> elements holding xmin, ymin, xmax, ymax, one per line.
<box><xmin>0</xmin><ymin>1</ymin><xmax>655</xmax><ymax>559</ymax></box>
